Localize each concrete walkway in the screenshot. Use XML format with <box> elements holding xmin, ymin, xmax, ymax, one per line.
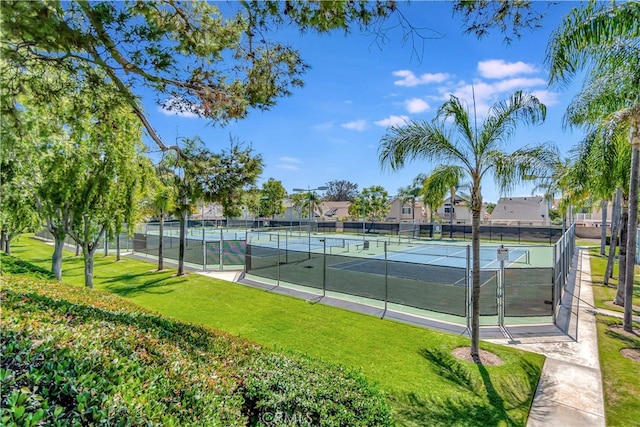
<box><xmin>488</xmin><ymin>247</ymin><xmax>606</xmax><ymax>427</ymax></box>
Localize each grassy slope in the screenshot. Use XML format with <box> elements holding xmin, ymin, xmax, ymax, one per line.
<box><xmin>585</xmin><ymin>246</ymin><xmax>640</xmax><ymax>426</ymax></box>
<box><xmin>7</xmin><ymin>236</ymin><xmax>545</xmax><ymax>426</ymax></box>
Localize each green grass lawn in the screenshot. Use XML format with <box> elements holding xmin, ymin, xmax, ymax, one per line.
<box><xmin>588</xmin><ymin>247</ymin><xmax>640</xmax><ymax>316</ymax></box>
<box><xmin>586</xmin><ymin>247</ymin><xmax>640</xmax><ymax>426</ymax></box>
<box><xmin>7</xmin><ymin>235</ymin><xmax>546</xmax><ymax>426</ymax></box>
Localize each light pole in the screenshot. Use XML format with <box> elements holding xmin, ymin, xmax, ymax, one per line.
<box><xmin>361</xmin><ymin>193</ymin><xmax>366</xmax><ymax>240</ymax></box>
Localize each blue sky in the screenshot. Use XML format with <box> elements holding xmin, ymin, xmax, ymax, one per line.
<box><xmin>142</xmin><ymin>1</ymin><xmax>586</xmax><ymax>203</ymax></box>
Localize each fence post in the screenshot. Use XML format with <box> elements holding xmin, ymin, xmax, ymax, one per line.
<box><xmin>322</xmin><ymin>238</ymin><xmax>326</xmax><ymax>297</ymax></box>
<box><xmin>499</xmin><ymin>244</ymin><xmax>505</xmax><ymax>328</ymax></box>
<box><xmin>202</xmin><ymin>227</ymin><xmax>206</xmax><ymax>270</ymax></box>
<box><xmin>466</xmin><ymin>244</ymin><xmax>472</xmax><ymax>330</ymax></box>
<box><xmin>219</xmin><ymin>228</ymin><xmax>223</xmax><ymax>270</ymax></box>
<box><xmin>382</xmin><ymin>241</ymin><xmax>388</xmax><ymax>319</ymax></box>
<box><xmin>277</xmin><ymin>234</ymin><xmax>281</xmax><ymax>287</ymax></box>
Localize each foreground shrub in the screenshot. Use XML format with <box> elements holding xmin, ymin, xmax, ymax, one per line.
<box><xmin>1</xmin><ymin>270</ymin><xmax>392</xmax><ymax>426</ymax></box>
<box><xmin>241</xmin><ymin>353</ymin><xmax>392</xmax><ymax>426</ymax></box>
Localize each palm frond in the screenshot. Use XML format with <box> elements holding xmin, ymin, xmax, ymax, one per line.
<box><xmin>547</xmin><ymin>1</ymin><xmax>640</xmax><ymax>86</ymax></box>
<box><xmin>565</xmin><ymin>66</ymin><xmax>640</xmax><ymax>127</ymax></box>
<box><xmin>481</xmin><ymin>91</ymin><xmax>546</xmax><ymax>152</ymax></box>
<box><xmin>436</xmin><ymin>96</ymin><xmax>476</xmax><ymax>146</ymax></box>
<box><xmin>378</xmin><ymin>120</ymin><xmax>469</xmax><ymax>171</ymax></box>
<box><xmin>491</xmin><ymin>142</ymin><xmax>559</xmax><ymax>195</ymax></box>
<box><xmin>423</xmin><ymin>165</ymin><xmax>465</xmax><ymax>197</ymax></box>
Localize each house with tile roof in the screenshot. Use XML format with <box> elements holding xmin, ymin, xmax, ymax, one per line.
<box><xmin>489</xmin><ymin>196</ymin><xmax>550</xmax><ymax>226</ymax></box>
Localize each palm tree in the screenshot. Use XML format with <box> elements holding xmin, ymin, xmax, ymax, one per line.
<box><xmin>422</xmin><ymin>166</ymin><xmax>465</xmax><ymax>239</ymax></box>
<box><xmin>570</xmin><ymin>127</ymin><xmax>631</xmax><ymax>299</ymax></box>
<box><xmin>419</xmin><ymin>175</ymin><xmax>448</xmax><ymax>238</ymax></box>
<box><xmin>397</xmin><ymin>173</ymin><xmax>426</xmax><ymax>223</ymax></box>
<box><xmin>547</xmin><ymin>0</ymin><xmax>640</xmax><ymax>331</ymax></box>
<box><xmin>379</xmin><ymin>91</ymin><xmax>556</xmax><ymax>360</ymax></box>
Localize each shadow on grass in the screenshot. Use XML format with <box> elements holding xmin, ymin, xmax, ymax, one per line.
<box><xmin>388</xmin><ymin>348</ymin><xmax>540</xmax><ymax>426</ymax></box>
<box><xmin>2</xmin><ymin>285</ymin><xmax>236</xmax><ymax>358</ymax></box>
<box><xmin>102</xmin><ymin>271</ymin><xmax>180</xmax><ymax>297</ymax></box>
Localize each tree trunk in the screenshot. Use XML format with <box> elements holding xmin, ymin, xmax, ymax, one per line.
<box><xmin>615</xmin><ymin>197</ymin><xmax>629</xmax><ymax>306</ymax></box>
<box><xmin>75</xmin><ymin>243</ymin><xmax>80</xmax><ymax>256</ymax></box>
<box><xmin>178</xmin><ymin>210</ymin><xmax>187</xmax><ymax>276</ymax></box>
<box><xmin>470</xmin><ymin>189</ymin><xmax>482</xmax><ymax>360</ymax></box>
<box><xmin>83</xmin><ymin>244</ymin><xmax>96</xmax><ymax>288</ymax></box>
<box><xmin>605</xmin><ymin>189</ymin><xmax>621</xmax><ymax>286</ymax></box>
<box><xmin>430</xmin><ymin>211</ymin><xmax>434</xmax><ymax>238</ymax></box>
<box><xmin>449</xmin><ymin>190</ymin><xmax>455</xmax><ymax>239</ymax></box>
<box><xmin>5</xmin><ymin>237</ymin><xmax>11</xmax><ymax>255</ymax></box>
<box><xmin>623</xmin><ymin>131</ymin><xmax>640</xmax><ymax>332</ymax></box>
<box><xmin>158</xmin><ymin>211</ymin><xmax>164</xmax><ymax>271</ymax></box>
<box><xmin>600</xmin><ymin>199</ymin><xmax>608</xmax><ymax>255</ymax></box>
<box><xmin>104</xmin><ymin>235</ymin><xmax>109</xmax><ymax>257</ymax></box>
<box><xmin>116</xmin><ymin>233</ymin><xmax>121</xmax><ymax>261</ymax></box>
<box><xmin>52</xmin><ymin>237</ymin><xmax>65</xmax><ymax>281</ymax></box>
<box><xmin>1</xmin><ymin>228</ymin><xmax>7</xmax><ymax>252</ymax></box>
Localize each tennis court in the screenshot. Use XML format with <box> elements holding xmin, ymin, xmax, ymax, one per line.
<box><xmin>245</xmin><ymin>230</ymin><xmax>556</xmax><ymax>324</ymax></box>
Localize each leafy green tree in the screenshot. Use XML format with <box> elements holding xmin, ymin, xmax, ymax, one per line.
<box><xmin>349</xmin><ymin>186</ymin><xmax>390</xmax><ymax>222</ymax></box>
<box><xmin>165</xmin><ymin>138</ymin><xmax>262</xmax><ymax>275</ymax></box>
<box><xmin>8</xmin><ymin>65</ymin><xmax>145</xmax><ymax>285</ymax></box>
<box><xmin>325</xmin><ymin>180</ymin><xmax>359</xmax><ymax>202</ymax></box>
<box><xmin>547</xmin><ymin>0</ymin><xmax>640</xmax><ymax>331</ymax></box>
<box><xmin>379</xmin><ymin>91</ymin><xmax>556</xmax><ymax>359</ymax></box>
<box><xmin>453</xmin><ymin>0</ymin><xmax>550</xmax><ymax>44</ymax></box>
<box><xmin>259</xmin><ymin>178</ymin><xmax>286</xmax><ymax>219</ymax></box>
<box><xmin>1</xmin><ymin>1</ymin><xmax>395</xmax><ymax>156</ymax></box>
<box><xmin>0</xmin><ymin>116</ymin><xmax>40</xmax><ymax>254</ymax></box>
<box><xmin>32</xmin><ymin>78</ymin><xmax>148</xmax><ymax>287</ymax></box>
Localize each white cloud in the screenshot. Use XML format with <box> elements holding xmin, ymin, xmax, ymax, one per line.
<box><xmin>531</xmin><ymin>90</ymin><xmax>561</xmax><ymax>107</ymax></box>
<box><xmin>276</xmin><ymin>157</ymin><xmax>302</xmax><ymax>171</ymax></box>
<box><xmin>393</xmin><ymin>70</ymin><xmax>450</xmax><ymax>87</ymax></box>
<box><xmin>442</xmin><ymin>77</ymin><xmax>547</xmax><ymax>109</ymax></box>
<box><xmin>277</xmin><ymin>164</ymin><xmax>302</xmax><ymax>171</ymax></box>
<box><xmin>278</xmin><ymin>156</ymin><xmax>301</xmax><ymax>163</ymax></box>
<box><xmin>477</xmin><ymin>59</ymin><xmax>538</xmax><ymax>79</ymax></box>
<box><xmin>311</xmin><ymin>121</ymin><xmax>334</xmax><ymax>131</ymax></box>
<box><xmin>341</xmin><ymin>119</ymin><xmax>367</xmax><ymax>132</ymax></box>
<box><xmin>374</xmin><ymin>115</ymin><xmax>410</xmax><ymax>128</ymax></box>
<box><xmin>405</xmin><ymin>98</ymin><xmax>431</xmax><ymax>113</ymax></box>
<box><xmin>493</xmin><ymin>77</ymin><xmax>547</xmax><ymax>92</ymax></box>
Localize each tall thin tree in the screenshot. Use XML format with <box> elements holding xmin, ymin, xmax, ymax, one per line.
<box><xmin>380</xmin><ymin>91</ymin><xmax>556</xmax><ymax>360</ymax></box>
<box><xmin>547</xmin><ymin>0</ymin><xmax>640</xmax><ymax>331</ymax></box>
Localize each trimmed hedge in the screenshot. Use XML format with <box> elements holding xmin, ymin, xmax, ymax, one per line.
<box><xmin>0</xmin><ymin>257</ymin><xmax>392</xmax><ymax>426</ymax></box>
